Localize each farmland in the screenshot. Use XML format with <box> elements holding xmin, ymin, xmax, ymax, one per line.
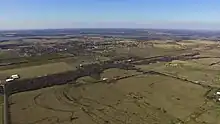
<box><xmin>0</xmin><ymin>62</ymin><xmax>74</xmax><ymax>79</ymax></box>
<box><xmin>9</xmin><ymin>74</ymin><xmax>210</xmax><ymax>124</ymax></box>
<box><xmin>4</xmin><ymin>39</ymin><xmax>220</xmax><ymax>124</ymax></box>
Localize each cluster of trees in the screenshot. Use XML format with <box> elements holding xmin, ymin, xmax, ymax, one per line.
<box><xmin>134</xmin><ymin>52</ymin><xmax>199</xmax><ymax>65</ymax></box>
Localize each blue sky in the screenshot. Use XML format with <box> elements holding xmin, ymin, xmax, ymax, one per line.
<box><xmin>1</xmin><ymin>0</ymin><xmax>220</xmax><ymax>30</ymax></box>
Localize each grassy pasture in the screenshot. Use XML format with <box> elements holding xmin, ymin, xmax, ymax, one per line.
<box><xmin>101</xmin><ymin>68</ymin><xmax>140</xmax><ymax>79</ymax></box>
<box><xmin>9</xmin><ymin>74</ymin><xmax>209</xmax><ymax>124</ymax></box>
<box><xmin>115</xmin><ymin>46</ymin><xmax>186</xmax><ymax>58</ymax></box>
<box><xmin>153</xmin><ymin>43</ymin><xmax>183</xmax><ymax>49</ymax></box>
<box><xmin>115</xmin><ymin>75</ymin><xmax>208</xmax><ymax>121</ymax></box>
<box><xmin>0</xmin><ymin>62</ymin><xmax>73</xmax><ymax>79</ymax></box>
<box><xmin>76</xmin><ymin>76</ymin><xmax>98</xmax><ymax>84</ymax></box>
<box><xmin>136</xmin><ymin>58</ymin><xmax>220</xmax><ymax>86</ymax></box>
<box><xmin>7</xmin><ymin>40</ymin><xmax>220</xmax><ymax>124</ymax></box>
<box><xmin>198</xmin><ymin>48</ymin><xmax>220</xmax><ymax>57</ymax></box>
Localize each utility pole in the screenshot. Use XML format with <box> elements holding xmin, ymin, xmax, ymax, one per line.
<box><xmin>0</xmin><ymin>80</ymin><xmax>9</xmax><ymax>124</ymax></box>
<box><xmin>4</xmin><ymin>83</ymin><xmax>9</xmax><ymax>124</ymax></box>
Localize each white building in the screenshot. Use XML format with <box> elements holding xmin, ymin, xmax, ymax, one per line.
<box><xmin>127</xmin><ymin>59</ymin><xmax>132</xmax><ymax>62</ymax></box>
<box><xmin>102</xmin><ymin>78</ymin><xmax>108</xmax><ymax>81</ymax></box>
<box><xmin>216</xmin><ymin>92</ymin><xmax>220</xmax><ymax>95</ymax></box>
<box><xmin>11</xmin><ymin>74</ymin><xmax>20</xmax><ymax>79</ymax></box>
<box><xmin>6</xmin><ymin>78</ymin><xmax>14</xmax><ymax>82</ymax></box>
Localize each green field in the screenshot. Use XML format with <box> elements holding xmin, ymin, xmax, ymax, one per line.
<box><xmin>76</xmin><ymin>76</ymin><xmax>98</xmax><ymax>84</ymax></box>
<box><xmin>0</xmin><ymin>53</ymin><xmax>75</xmax><ymax>70</ymax></box>
<box><xmin>7</xmin><ymin>40</ymin><xmax>220</xmax><ymax>124</ymax></box>
<box><xmin>0</xmin><ymin>62</ymin><xmax>74</xmax><ymax>79</ymax></box>
<box><xmin>136</xmin><ymin>58</ymin><xmax>220</xmax><ymax>87</ymax></box>
<box><xmin>115</xmin><ymin>46</ymin><xmax>185</xmax><ymax>58</ymax></box>
<box><xmin>9</xmin><ymin>74</ymin><xmax>212</xmax><ymax>124</ymax></box>
<box><xmin>101</xmin><ymin>68</ymin><xmax>140</xmax><ymax>79</ymax></box>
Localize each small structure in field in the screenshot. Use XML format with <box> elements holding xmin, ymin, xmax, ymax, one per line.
<box><xmin>127</xmin><ymin>59</ymin><xmax>132</xmax><ymax>62</ymax></box>
<box><xmin>79</xmin><ymin>64</ymin><xmax>83</xmax><ymax>67</ymax></box>
<box><xmin>102</xmin><ymin>78</ymin><xmax>108</xmax><ymax>81</ymax></box>
<box><xmin>10</xmin><ymin>74</ymin><xmax>20</xmax><ymax>79</ymax></box>
<box><xmin>165</xmin><ymin>63</ymin><xmax>178</xmax><ymax>67</ymax></box>
<box><xmin>5</xmin><ymin>78</ymin><xmax>14</xmax><ymax>82</ymax></box>
<box><xmin>5</xmin><ymin>74</ymin><xmax>20</xmax><ymax>82</ymax></box>
<box><xmin>216</xmin><ymin>92</ymin><xmax>220</xmax><ymax>95</ymax></box>
<box><xmin>194</xmin><ymin>81</ymin><xmax>200</xmax><ymax>84</ymax></box>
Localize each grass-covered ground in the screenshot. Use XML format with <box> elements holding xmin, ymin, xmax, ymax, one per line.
<box><xmin>9</xmin><ymin>74</ymin><xmax>210</xmax><ymax>124</ymax></box>
<box><xmin>8</xmin><ymin>40</ymin><xmax>220</xmax><ymax>124</ymax></box>
<box><xmin>101</xmin><ymin>68</ymin><xmax>140</xmax><ymax>79</ymax></box>
<box><xmin>0</xmin><ymin>54</ymin><xmax>108</xmax><ymax>80</ymax></box>
<box><xmin>115</xmin><ymin>46</ymin><xmax>185</xmax><ymax>58</ymax></box>
<box><xmin>0</xmin><ymin>62</ymin><xmax>74</xmax><ymax>79</ymax></box>
<box><xmin>136</xmin><ymin>58</ymin><xmax>220</xmax><ymax>87</ymax></box>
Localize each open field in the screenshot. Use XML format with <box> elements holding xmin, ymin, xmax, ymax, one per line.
<box><xmin>136</xmin><ymin>58</ymin><xmax>220</xmax><ymax>87</ymax></box>
<box><xmin>64</xmin><ymin>56</ymin><xmax>104</xmax><ymax>68</ymax></box>
<box><xmin>101</xmin><ymin>68</ymin><xmax>140</xmax><ymax>79</ymax></box>
<box><xmin>0</xmin><ymin>53</ymin><xmax>74</xmax><ymax>70</ymax></box>
<box><xmin>0</xmin><ymin>53</ymin><xmax>105</xmax><ymax>71</ymax></box>
<box><xmin>76</xmin><ymin>76</ymin><xmax>98</xmax><ymax>84</ymax></box>
<box><xmin>0</xmin><ymin>62</ymin><xmax>74</xmax><ymax>79</ymax></box>
<box><xmin>9</xmin><ymin>74</ymin><xmax>213</xmax><ymax>124</ymax></box>
<box><xmin>115</xmin><ymin>46</ymin><xmax>186</xmax><ymax>58</ymax></box>
<box><xmin>7</xmin><ymin>40</ymin><xmax>220</xmax><ymax>124</ymax></box>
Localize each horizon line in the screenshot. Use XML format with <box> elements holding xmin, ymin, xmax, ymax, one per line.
<box><xmin>1</xmin><ymin>27</ymin><xmax>220</xmax><ymax>32</ymax></box>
